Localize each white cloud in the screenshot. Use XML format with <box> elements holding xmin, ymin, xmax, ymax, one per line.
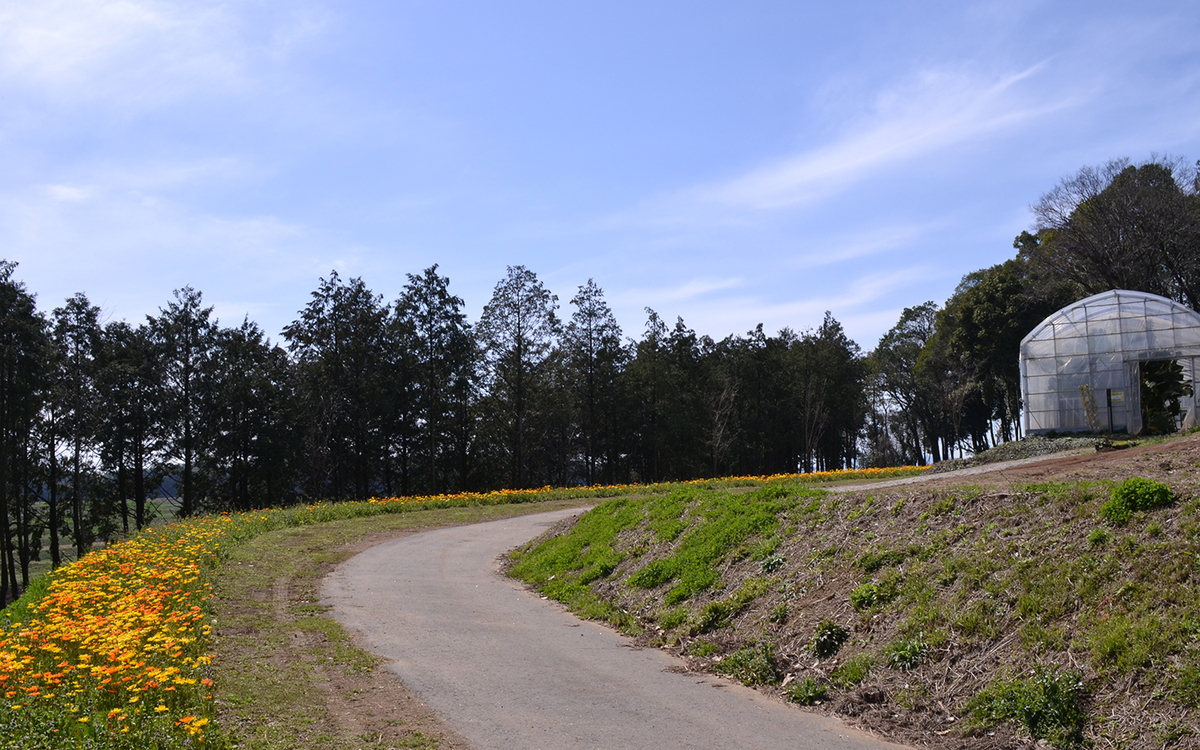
<box><xmin>696</xmin><ymin>63</ymin><xmax>1067</xmax><ymax>211</ymax></box>
<box><xmin>0</xmin><ymin>1</ymin><xmax>328</xmax><ymax>109</ymax></box>
<box><xmin>44</xmin><ymin>183</ymin><xmax>91</xmax><ymax>201</ymax></box>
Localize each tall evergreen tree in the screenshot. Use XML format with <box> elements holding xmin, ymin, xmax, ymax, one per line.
<box><xmin>284</xmin><ymin>272</ymin><xmax>388</xmax><ymax>499</ymax></box>
<box><xmin>150</xmin><ymin>288</ymin><xmax>216</xmax><ymax>518</ymax></box>
<box><xmin>563</xmin><ymin>280</ymin><xmax>625</xmax><ymax>485</ymax></box>
<box><xmin>52</xmin><ymin>294</ymin><xmax>102</xmax><ymax>558</ymax></box>
<box><xmin>396</xmin><ymin>265</ymin><xmax>476</xmax><ymax>494</ymax></box>
<box><xmin>0</xmin><ymin>262</ymin><xmax>48</xmax><ymax>604</ymax></box>
<box><xmin>476</xmin><ymin>266</ymin><xmax>560</xmax><ymax>488</ymax></box>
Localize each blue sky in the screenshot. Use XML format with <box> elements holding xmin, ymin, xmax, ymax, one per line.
<box><xmin>2</xmin><ymin>0</ymin><xmax>1198</xmax><ymax>350</ymax></box>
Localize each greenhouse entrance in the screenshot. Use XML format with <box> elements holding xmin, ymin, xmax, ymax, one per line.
<box><xmin>1019</xmin><ymin>290</ymin><xmax>1200</xmax><ymax>435</ymax></box>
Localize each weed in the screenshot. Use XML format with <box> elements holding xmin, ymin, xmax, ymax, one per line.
<box><xmin>1172</xmin><ymin>662</ymin><xmax>1200</xmax><ymax>707</ymax></box>
<box><xmin>967</xmin><ymin>667</ymin><xmax>1088</xmax><ymax>747</ymax></box>
<box><xmin>857</xmin><ymin>548</ymin><xmax>906</xmax><ymax>573</ymax></box>
<box><xmin>785</xmin><ymin>676</ymin><xmax>828</xmax><ymax>705</ymax></box>
<box><xmin>886</xmin><ymin>635</ymin><xmax>927</xmax><ymax>670</ymax></box>
<box><xmin>850</xmin><ymin>582</ymin><xmax>879</xmax><ymax>610</ymax></box>
<box><xmin>954</xmin><ymin>599</ymin><xmax>1000</xmax><ymax>641</ymax></box>
<box><xmin>761</xmin><ymin>552</ymin><xmax>786</xmax><ymax>574</ymax></box>
<box><xmin>810</xmin><ymin>620</ymin><xmax>850</xmax><ymax>658</ymax></box>
<box><xmin>1086</xmin><ymin>527</ymin><xmax>1111</xmax><ymax>548</ymax></box>
<box><xmin>849</xmin><ymin>569</ymin><xmax>901</xmax><ymax>611</ymax></box>
<box><xmin>1100</xmin><ymin>477</ymin><xmax>1173</xmax><ymax>526</ymax></box>
<box><xmin>768</xmin><ymin>602</ymin><xmax>789</xmax><ymax>624</ymax></box>
<box><xmin>830</xmin><ymin>654</ymin><xmax>873</xmax><ymax>688</ymax></box>
<box><xmin>1153</xmin><ymin>721</ymin><xmax>1193</xmax><ymax>745</ymax></box>
<box><xmin>689</xmin><ymin>640</ymin><xmax>719</xmax><ymax>657</ymax></box>
<box><xmin>658</xmin><ymin>607</ymin><xmax>688</xmax><ymax>630</ymax></box>
<box><xmin>688</xmin><ymin>577</ymin><xmax>769</xmax><ymax>633</ymax></box>
<box><xmin>713</xmin><ymin>642</ymin><xmax>778</xmax><ymax>686</ymax></box>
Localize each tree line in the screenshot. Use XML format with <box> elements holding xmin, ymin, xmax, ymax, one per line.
<box><xmin>2</xmin><ymin>154</ymin><xmax>1196</xmax><ymax>603</ymax></box>
<box><xmin>0</xmin><ymin>264</ymin><xmax>868</xmax><ymax>604</ymax></box>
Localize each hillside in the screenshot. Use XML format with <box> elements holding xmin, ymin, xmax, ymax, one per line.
<box><xmin>507</xmin><ymin>436</ymin><xmax>1200</xmax><ymax>749</ymax></box>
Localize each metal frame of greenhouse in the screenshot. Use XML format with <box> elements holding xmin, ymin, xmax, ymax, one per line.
<box><xmin>1020</xmin><ymin>289</ymin><xmax>1200</xmax><ymax>435</ymax></box>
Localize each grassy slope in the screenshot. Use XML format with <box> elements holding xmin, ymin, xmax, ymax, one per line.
<box><xmin>508</xmin><ymin>472</ymin><xmax>1200</xmax><ymax>749</ymax></box>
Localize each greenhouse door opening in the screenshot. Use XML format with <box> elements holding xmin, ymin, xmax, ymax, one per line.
<box><xmin>1139</xmin><ymin>358</ymin><xmax>1197</xmax><ymax>434</ymax></box>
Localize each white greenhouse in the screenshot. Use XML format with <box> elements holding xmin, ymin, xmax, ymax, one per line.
<box><xmin>1020</xmin><ymin>289</ymin><xmax>1200</xmax><ymax>435</ymax></box>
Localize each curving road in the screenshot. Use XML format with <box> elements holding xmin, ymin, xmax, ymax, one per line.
<box><xmin>322</xmin><ymin>509</ymin><xmax>909</xmax><ymax>750</ymax></box>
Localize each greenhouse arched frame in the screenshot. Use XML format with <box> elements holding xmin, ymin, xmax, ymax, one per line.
<box><xmin>1019</xmin><ymin>289</ymin><xmax>1200</xmax><ymax>435</ymax></box>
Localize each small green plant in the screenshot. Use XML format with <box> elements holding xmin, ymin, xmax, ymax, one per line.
<box><xmin>1100</xmin><ymin>477</ymin><xmax>1173</xmax><ymax>526</ymax></box>
<box><xmin>809</xmin><ymin>620</ymin><xmax>850</xmax><ymax>658</ymax></box>
<box><xmin>761</xmin><ymin>552</ymin><xmax>786</xmax><ymax>574</ymax></box>
<box><xmin>1172</xmin><ymin>663</ymin><xmax>1200</xmax><ymax>707</ymax></box>
<box><xmin>887</xmin><ymin>635</ymin><xmax>928</xmax><ymax>670</ymax></box>
<box><xmin>785</xmin><ymin>676</ymin><xmax>828</xmax><ymax>705</ymax></box>
<box><xmin>967</xmin><ymin>667</ymin><xmax>1088</xmax><ymax>747</ymax></box>
<box><xmin>857</xmin><ymin>548</ymin><xmax>905</xmax><ymax>573</ymax></box>
<box><xmin>1086</xmin><ymin>526</ymin><xmax>1110</xmax><ymax>548</ymax></box>
<box><xmin>830</xmin><ymin>654</ymin><xmax>873</xmax><ymax>688</ymax></box>
<box><xmin>850</xmin><ymin>571</ymin><xmax>900</xmax><ymax>611</ymax></box>
<box><xmin>713</xmin><ymin>642</ymin><xmax>778</xmax><ymax>686</ymax></box>
<box><xmin>850</xmin><ymin>582</ymin><xmax>879</xmax><ymax>609</ymax></box>
<box><xmin>658</xmin><ymin>607</ymin><xmax>688</xmax><ymax>630</ymax></box>
<box><xmin>689</xmin><ymin>640</ymin><xmax>719</xmax><ymax>657</ymax></box>
<box><xmin>768</xmin><ymin>602</ymin><xmax>789</xmax><ymax>624</ymax></box>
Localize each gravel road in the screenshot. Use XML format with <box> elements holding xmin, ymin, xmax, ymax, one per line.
<box><xmin>322</xmin><ymin>508</ymin><xmax>909</xmax><ymax>750</ymax></box>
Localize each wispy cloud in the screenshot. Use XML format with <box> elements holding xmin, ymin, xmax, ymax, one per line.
<box><xmin>787</xmin><ymin>221</ymin><xmax>947</xmax><ymax>269</ymax></box>
<box><xmin>696</xmin><ymin>63</ymin><xmax>1064</xmax><ymax>211</ymax></box>
<box><xmin>0</xmin><ymin>1</ymin><xmax>328</xmax><ymax>109</ymax></box>
<box><xmin>612</xmin><ymin>276</ymin><xmax>744</xmax><ymax>309</ymax></box>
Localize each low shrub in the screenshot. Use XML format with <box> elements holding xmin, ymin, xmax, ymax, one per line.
<box><xmin>1100</xmin><ymin>477</ymin><xmax>1173</xmax><ymax>526</ymax></box>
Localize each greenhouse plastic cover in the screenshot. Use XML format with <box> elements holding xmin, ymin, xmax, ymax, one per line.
<box><xmin>1019</xmin><ymin>290</ymin><xmax>1200</xmax><ymax>435</ymax></box>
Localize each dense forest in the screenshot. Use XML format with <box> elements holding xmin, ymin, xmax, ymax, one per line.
<box><xmin>1</xmin><ymin>155</ymin><xmax>1197</xmax><ymax>603</ymax></box>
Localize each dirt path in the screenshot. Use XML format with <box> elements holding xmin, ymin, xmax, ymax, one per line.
<box><xmin>322</xmin><ymin>509</ymin><xmax>910</xmax><ymax>750</ymax></box>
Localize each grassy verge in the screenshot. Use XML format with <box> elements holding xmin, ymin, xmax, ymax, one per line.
<box><xmin>508</xmin><ymin>474</ymin><xmax>1200</xmax><ymax>749</ymax></box>
<box><xmin>212</xmin><ymin>498</ymin><xmax>595</xmax><ymax>750</ymax></box>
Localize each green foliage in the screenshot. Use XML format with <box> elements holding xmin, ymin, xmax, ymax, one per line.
<box><xmin>689</xmin><ymin>640</ymin><xmax>719</xmax><ymax>657</ymax></box>
<box><xmin>850</xmin><ymin>582</ymin><xmax>880</xmax><ymax>610</ymax></box>
<box><xmin>849</xmin><ymin>570</ymin><xmax>901</xmax><ymax>611</ymax></box>
<box><xmin>1086</xmin><ymin>526</ymin><xmax>1110</xmax><ymax>548</ymax></box>
<box><xmin>1100</xmin><ymin>477</ymin><xmax>1173</xmax><ymax>526</ymax></box>
<box><xmin>809</xmin><ymin>620</ymin><xmax>851</xmax><ymax>659</ymax></box>
<box><xmin>856</xmin><ymin>548</ymin><xmax>906</xmax><ymax>573</ymax></box>
<box><xmin>688</xmin><ymin>578</ymin><xmax>769</xmax><ymax>634</ymax></box>
<box><xmin>1086</xmin><ymin>614</ymin><xmax>1171</xmax><ymax>674</ymax></box>
<box><xmin>713</xmin><ymin>642</ymin><xmax>778</xmax><ymax>686</ymax></box>
<box><xmin>628</xmin><ymin>486</ymin><xmax>821</xmax><ymax>604</ymax></box>
<box><xmin>657</xmin><ymin>607</ymin><xmax>688</xmax><ymax>630</ymax></box>
<box><xmin>830</xmin><ymin>654</ymin><xmax>873</xmax><ymax>688</ymax></box>
<box><xmin>1171</xmin><ymin>662</ymin><xmax>1200</xmax><ymax>707</ymax></box>
<box><xmin>509</xmin><ymin>497</ymin><xmax>643</xmax><ymax>588</ymax></box>
<box><xmin>785</xmin><ymin>676</ymin><xmax>828</xmax><ymax>705</ymax></box>
<box><xmin>968</xmin><ymin>667</ymin><xmax>1088</xmax><ymax>747</ymax></box>
<box><xmin>760</xmin><ymin>552</ymin><xmax>786</xmax><ymax>574</ymax></box>
<box><xmin>768</xmin><ymin>602</ymin><xmax>789</xmax><ymax>624</ymax></box>
<box><xmin>886</xmin><ymin>635</ymin><xmax>928</xmax><ymax>670</ymax></box>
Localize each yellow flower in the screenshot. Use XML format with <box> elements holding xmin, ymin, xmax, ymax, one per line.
<box><xmin>155</xmin><ymin>704</ymin><xmax>169</xmax><ymax>713</ymax></box>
